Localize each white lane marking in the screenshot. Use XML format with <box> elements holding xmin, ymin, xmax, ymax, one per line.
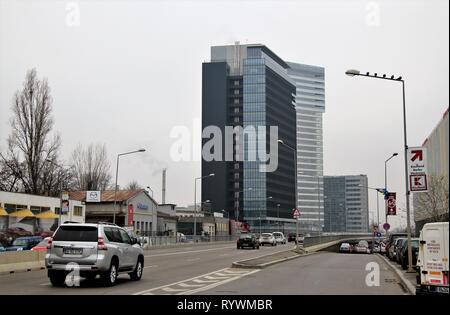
<box><xmin>178</xmin><ymin>282</ymin><xmax>204</xmax><ymax>288</ymax></box>
<box><xmin>40</xmin><ymin>283</ymin><xmax>50</xmax><ymax>286</ymax></box>
<box><xmin>182</xmin><ymin>270</ymin><xmax>260</xmax><ymax>295</ymax></box>
<box><xmin>132</xmin><ymin>268</ymin><xmax>230</xmax><ymax>295</ymax></box>
<box><xmin>204</xmin><ymin>275</ymin><xmax>229</xmax><ymax>280</ymax></box>
<box><xmin>144</xmin><ymin>246</ymin><xmax>234</xmax><ymax>258</ymax></box>
<box><xmin>192</xmin><ymin>278</ymin><xmax>218</xmax><ymax>283</ymax></box>
<box><xmin>144</xmin><ymin>265</ymin><xmax>158</xmax><ymax>269</ymax></box>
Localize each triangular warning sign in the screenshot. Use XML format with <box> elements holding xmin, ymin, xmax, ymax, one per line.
<box><xmin>293</xmin><ymin>208</ymin><xmax>300</xmax><ymax>217</ymax></box>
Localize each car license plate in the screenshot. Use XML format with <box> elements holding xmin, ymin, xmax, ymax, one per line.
<box><xmin>63</xmin><ymin>248</ymin><xmax>83</xmax><ymax>255</ymax></box>
<box><xmin>436</xmin><ymin>286</ymin><xmax>449</xmax><ymax>294</ymax></box>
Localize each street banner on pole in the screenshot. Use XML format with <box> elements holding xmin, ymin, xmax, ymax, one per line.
<box><xmin>127</xmin><ymin>204</ymin><xmax>134</xmax><ymax>226</ymax></box>
<box><xmin>387</xmin><ymin>192</ymin><xmax>397</xmax><ymax>215</ymax></box>
<box><xmin>407</xmin><ymin>147</ymin><xmax>428</xmax><ymax>192</ymax></box>
<box><xmin>61</xmin><ymin>192</ymin><xmax>69</xmax><ymax>214</ymax></box>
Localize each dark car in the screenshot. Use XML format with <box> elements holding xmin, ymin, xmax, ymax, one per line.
<box><xmin>399</xmin><ymin>238</ymin><xmax>420</xmax><ymax>270</ymax></box>
<box><xmin>5</xmin><ymin>236</ymin><xmax>43</xmax><ymax>251</ymax></box>
<box><xmin>386</xmin><ymin>233</ymin><xmax>408</xmax><ymax>259</ymax></box>
<box><xmin>395</xmin><ymin>238</ymin><xmax>408</xmax><ymax>263</ymax></box>
<box><xmin>237</xmin><ymin>233</ymin><xmax>260</xmax><ymax>249</ymax></box>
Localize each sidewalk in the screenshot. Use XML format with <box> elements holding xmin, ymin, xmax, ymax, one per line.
<box><xmin>377</xmin><ymin>254</ymin><xmax>417</xmax><ymax>295</ymax></box>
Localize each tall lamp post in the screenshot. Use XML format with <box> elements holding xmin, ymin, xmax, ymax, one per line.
<box><xmin>260</xmin><ymin>196</ymin><xmax>273</xmax><ymax>234</ymax></box>
<box><xmin>194</xmin><ymin>173</ymin><xmax>214</xmax><ymax>242</ymax></box>
<box><xmin>346</xmin><ymin>69</ymin><xmax>414</xmax><ymax>272</ymax></box>
<box><xmin>113</xmin><ymin>149</ymin><xmax>146</xmax><ymax>225</ymax></box>
<box><xmin>276</xmin><ymin>203</ymin><xmax>281</xmax><ymax>232</ymax></box>
<box><xmin>277</xmin><ymin>139</ymin><xmax>299</xmax><ymax>249</ymax></box>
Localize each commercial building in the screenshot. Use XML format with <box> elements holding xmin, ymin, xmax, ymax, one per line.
<box><xmin>70</xmin><ymin>189</ymin><xmax>157</xmax><ymax>235</ymax></box>
<box><xmin>413</xmin><ymin>108</ymin><xmax>449</xmax><ymax>233</ymax></box>
<box><xmin>286</xmin><ymin>62</ymin><xmax>325</xmax><ymax>235</ymax></box>
<box><xmin>0</xmin><ymin>191</ymin><xmax>85</xmax><ymax>234</ymax></box>
<box><xmin>202</xmin><ymin>43</ymin><xmax>297</xmax><ymax>233</ymax></box>
<box><xmin>323</xmin><ymin>175</ymin><xmax>369</xmax><ymax>233</ymax></box>
<box><xmin>157</xmin><ymin>204</ymin><xmax>177</xmax><ymax>236</ymax></box>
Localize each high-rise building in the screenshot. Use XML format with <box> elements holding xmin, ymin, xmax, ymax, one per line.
<box><xmin>286</xmin><ymin>63</ymin><xmax>325</xmax><ymax>235</ymax></box>
<box><xmin>202</xmin><ymin>43</ymin><xmax>297</xmax><ymax>233</ymax></box>
<box><xmin>323</xmin><ymin>175</ymin><xmax>370</xmax><ymax>233</ymax></box>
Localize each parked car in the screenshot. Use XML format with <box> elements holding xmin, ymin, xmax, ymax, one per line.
<box><xmin>385</xmin><ymin>233</ymin><xmax>408</xmax><ymax>258</ymax></box>
<box><xmin>5</xmin><ymin>236</ymin><xmax>42</xmax><ymax>251</ymax></box>
<box><xmin>288</xmin><ymin>232</ymin><xmax>297</xmax><ymax>242</ymax></box>
<box><xmin>395</xmin><ymin>238</ymin><xmax>408</xmax><ymax>263</ymax></box>
<box><xmin>388</xmin><ymin>238</ymin><xmax>405</xmax><ymax>261</ymax></box>
<box><xmin>354</xmin><ymin>240</ymin><xmax>370</xmax><ymax>254</ymax></box>
<box><xmin>339</xmin><ymin>242</ymin><xmax>351</xmax><ymax>253</ymax></box>
<box><xmin>416</xmin><ymin>222</ymin><xmax>449</xmax><ymax>295</ymax></box>
<box><xmin>31</xmin><ymin>237</ymin><xmax>52</xmax><ymax>251</ymax></box>
<box><xmin>237</xmin><ymin>233</ymin><xmax>260</xmax><ymax>249</ymax></box>
<box><xmin>46</xmin><ymin>222</ymin><xmax>144</xmax><ymax>287</ymax></box>
<box><xmin>272</xmin><ymin>232</ymin><xmax>286</xmax><ymax>244</ymax></box>
<box><xmin>0</xmin><ymin>245</ymin><xmax>5</xmax><ymax>252</ymax></box>
<box><xmin>398</xmin><ymin>238</ymin><xmax>420</xmax><ymax>270</ymax></box>
<box><xmin>259</xmin><ymin>233</ymin><xmax>277</xmax><ymax>246</ymax></box>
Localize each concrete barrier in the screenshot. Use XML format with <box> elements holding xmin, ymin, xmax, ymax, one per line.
<box><xmin>0</xmin><ymin>250</ymin><xmax>46</xmax><ymax>275</ymax></box>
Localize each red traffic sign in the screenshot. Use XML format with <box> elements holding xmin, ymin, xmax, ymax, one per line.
<box><xmin>383</xmin><ymin>223</ymin><xmax>390</xmax><ymax>231</ymax></box>
<box><xmin>387</xmin><ymin>192</ymin><xmax>397</xmax><ymax>215</ymax></box>
<box><xmin>292</xmin><ymin>208</ymin><xmax>300</xmax><ymax>218</ymax></box>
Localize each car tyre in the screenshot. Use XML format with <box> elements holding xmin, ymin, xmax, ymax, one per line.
<box><xmin>129</xmin><ymin>257</ymin><xmax>144</xmax><ymax>281</ymax></box>
<box><xmin>101</xmin><ymin>260</ymin><xmax>118</xmax><ymax>287</ymax></box>
<box><xmin>49</xmin><ymin>271</ymin><xmax>66</xmax><ymax>287</ymax></box>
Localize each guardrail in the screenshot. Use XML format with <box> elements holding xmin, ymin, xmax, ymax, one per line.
<box><xmin>303</xmin><ymin>234</ymin><xmax>372</xmax><ymax>248</ymax></box>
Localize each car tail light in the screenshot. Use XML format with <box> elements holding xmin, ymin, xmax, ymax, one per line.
<box><xmin>47</xmin><ymin>237</ymin><xmax>53</xmax><ymax>249</ymax></box>
<box><xmin>98</xmin><ymin>236</ymin><xmax>107</xmax><ymax>250</ymax></box>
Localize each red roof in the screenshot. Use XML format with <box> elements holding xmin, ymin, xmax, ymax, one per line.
<box><xmin>70</xmin><ymin>189</ymin><xmax>153</xmax><ymax>203</ymax></box>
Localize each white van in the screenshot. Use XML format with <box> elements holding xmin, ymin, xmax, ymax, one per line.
<box><xmin>416</xmin><ymin>222</ymin><xmax>449</xmax><ymax>295</ymax></box>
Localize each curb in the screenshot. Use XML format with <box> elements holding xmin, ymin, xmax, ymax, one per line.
<box><xmin>232</xmin><ymin>249</ymin><xmax>318</xmax><ymax>269</ymax></box>
<box><xmin>377</xmin><ymin>253</ymin><xmax>416</xmax><ymax>295</ymax></box>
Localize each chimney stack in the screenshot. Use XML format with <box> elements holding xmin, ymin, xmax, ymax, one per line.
<box><xmin>162</xmin><ymin>168</ymin><xmax>167</xmax><ymax>204</ymax></box>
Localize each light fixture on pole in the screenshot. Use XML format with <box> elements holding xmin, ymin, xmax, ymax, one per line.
<box><xmin>113</xmin><ymin>149</ymin><xmax>146</xmax><ymax>225</ymax></box>
<box><xmin>346</xmin><ymin>69</ymin><xmax>414</xmax><ymax>272</ymax></box>
<box><xmin>194</xmin><ymin>173</ymin><xmax>214</xmax><ymax>242</ymax></box>
<box><xmin>146</xmin><ymin>186</ymin><xmax>154</xmax><ymax>198</ymax></box>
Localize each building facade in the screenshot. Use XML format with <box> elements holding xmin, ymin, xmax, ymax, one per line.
<box><xmin>323</xmin><ymin>175</ymin><xmax>369</xmax><ymax>233</ymax></box>
<box><xmin>0</xmin><ymin>191</ymin><xmax>85</xmax><ymax>234</ymax></box>
<box><xmin>202</xmin><ymin>43</ymin><xmax>297</xmax><ymax>233</ymax></box>
<box><xmin>287</xmin><ymin>62</ymin><xmax>325</xmax><ymax>235</ymax></box>
<box><xmin>413</xmin><ymin>108</ymin><xmax>449</xmax><ymax>233</ymax></box>
<box><xmin>70</xmin><ymin>189</ymin><xmax>158</xmax><ymax>235</ymax></box>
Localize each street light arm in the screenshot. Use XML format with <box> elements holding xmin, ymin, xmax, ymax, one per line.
<box><xmin>118</xmin><ymin>149</ymin><xmax>146</xmax><ymax>157</ymax></box>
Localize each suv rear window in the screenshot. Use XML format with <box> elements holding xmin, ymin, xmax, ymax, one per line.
<box><xmin>53</xmin><ymin>226</ymin><xmax>98</xmax><ymax>242</ymax></box>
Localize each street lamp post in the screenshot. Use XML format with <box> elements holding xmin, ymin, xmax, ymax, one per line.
<box><xmin>260</xmin><ymin>196</ymin><xmax>273</xmax><ymax>234</ymax></box>
<box><xmin>346</xmin><ymin>69</ymin><xmax>414</xmax><ymax>272</ymax></box>
<box><xmin>113</xmin><ymin>149</ymin><xmax>146</xmax><ymax>225</ymax></box>
<box><xmin>194</xmin><ymin>173</ymin><xmax>214</xmax><ymax>242</ymax></box>
<box><xmin>278</xmin><ymin>139</ymin><xmax>299</xmax><ymax>249</ymax></box>
<box><xmin>146</xmin><ymin>186</ymin><xmax>154</xmax><ymax>198</ymax></box>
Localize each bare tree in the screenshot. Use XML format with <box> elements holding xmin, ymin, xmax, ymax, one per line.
<box><xmin>415</xmin><ymin>174</ymin><xmax>449</xmax><ymax>222</ymax></box>
<box><xmin>125</xmin><ymin>181</ymin><xmax>141</xmax><ymax>190</ymax></box>
<box><xmin>0</xmin><ymin>69</ymin><xmax>62</xmax><ymax>195</ymax></box>
<box><xmin>70</xmin><ymin>143</ymin><xmax>111</xmax><ymax>190</ymax></box>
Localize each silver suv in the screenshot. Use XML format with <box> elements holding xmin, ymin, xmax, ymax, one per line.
<box><xmin>45</xmin><ymin>222</ymin><xmax>144</xmax><ymax>287</ymax></box>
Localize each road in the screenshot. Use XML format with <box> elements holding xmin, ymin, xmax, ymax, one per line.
<box><xmin>0</xmin><ymin>243</ymin><xmax>407</xmax><ymax>295</ymax></box>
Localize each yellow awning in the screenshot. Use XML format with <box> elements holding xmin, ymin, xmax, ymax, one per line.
<box><xmin>9</xmin><ymin>209</ymin><xmax>35</xmax><ymax>217</ymax></box>
<box><xmin>0</xmin><ymin>207</ymin><xmax>8</xmax><ymax>216</ymax></box>
<box><xmin>35</xmin><ymin>211</ymin><xmax>58</xmax><ymax>219</ymax></box>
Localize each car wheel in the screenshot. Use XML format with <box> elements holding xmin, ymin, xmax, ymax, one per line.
<box><xmin>49</xmin><ymin>271</ymin><xmax>66</xmax><ymax>287</ymax></box>
<box><xmin>101</xmin><ymin>260</ymin><xmax>118</xmax><ymax>287</ymax></box>
<box><xmin>129</xmin><ymin>257</ymin><xmax>144</xmax><ymax>281</ymax></box>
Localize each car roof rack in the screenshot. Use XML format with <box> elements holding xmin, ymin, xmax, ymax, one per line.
<box><xmin>97</xmin><ymin>221</ymin><xmax>118</xmax><ymax>226</ymax></box>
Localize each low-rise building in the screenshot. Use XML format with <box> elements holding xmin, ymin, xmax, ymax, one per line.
<box><xmin>0</xmin><ymin>191</ymin><xmax>85</xmax><ymax>234</ymax></box>
<box><xmin>70</xmin><ymin>189</ymin><xmax>157</xmax><ymax>235</ymax></box>
<box><xmin>157</xmin><ymin>204</ymin><xmax>177</xmax><ymax>236</ymax></box>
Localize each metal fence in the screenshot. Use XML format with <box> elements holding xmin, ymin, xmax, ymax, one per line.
<box><xmin>139</xmin><ymin>235</ymin><xmax>235</xmax><ymax>248</ymax></box>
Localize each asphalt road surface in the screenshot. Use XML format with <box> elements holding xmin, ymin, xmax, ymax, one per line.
<box><xmin>0</xmin><ymin>243</ymin><xmax>407</xmax><ymax>295</ymax></box>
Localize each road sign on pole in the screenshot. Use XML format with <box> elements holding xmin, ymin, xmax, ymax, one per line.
<box><xmin>293</xmin><ymin>208</ymin><xmax>300</xmax><ymax>218</ymax></box>
<box><xmin>383</xmin><ymin>222</ymin><xmax>390</xmax><ymax>231</ymax></box>
<box><xmin>407</xmin><ymin>147</ymin><xmax>428</xmax><ymax>192</ymax></box>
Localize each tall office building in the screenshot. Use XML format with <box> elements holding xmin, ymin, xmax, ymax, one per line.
<box><xmin>287</xmin><ymin>63</ymin><xmax>325</xmax><ymax>235</ymax></box>
<box><xmin>202</xmin><ymin>43</ymin><xmax>297</xmax><ymax>233</ymax></box>
<box><xmin>323</xmin><ymin>175</ymin><xmax>370</xmax><ymax>233</ymax></box>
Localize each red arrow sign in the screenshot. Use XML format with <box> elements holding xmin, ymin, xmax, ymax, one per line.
<box><xmin>411</xmin><ymin>150</ymin><xmax>423</xmax><ymax>162</ymax></box>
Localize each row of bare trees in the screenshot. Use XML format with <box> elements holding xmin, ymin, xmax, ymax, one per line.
<box><xmin>0</xmin><ymin>69</ymin><xmax>140</xmax><ymax>197</ymax></box>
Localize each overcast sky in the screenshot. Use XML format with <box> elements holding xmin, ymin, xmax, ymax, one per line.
<box><xmin>0</xmin><ymin>0</ymin><xmax>448</xmax><ymax>229</ymax></box>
